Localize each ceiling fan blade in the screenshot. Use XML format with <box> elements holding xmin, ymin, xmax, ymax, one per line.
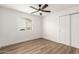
<box><xmin>31</xmin><ymin>10</ymin><xmax>39</xmax><ymax>14</ymax></box>
<box><xmin>41</xmin><ymin>10</ymin><xmax>51</xmax><ymax>12</ymax></box>
<box><xmin>30</xmin><ymin>6</ymin><xmax>38</xmax><ymax>10</ymax></box>
<box><xmin>42</xmin><ymin>4</ymin><xmax>48</xmax><ymax>9</ymax></box>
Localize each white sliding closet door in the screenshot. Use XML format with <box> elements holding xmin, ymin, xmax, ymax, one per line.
<box><xmin>71</xmin><ymin>13</ymin><xmax>79</xmax><ymax>48</ymax></box>
<box><xmin>59</xmin><ymin>15</ymin><xmax>70</xmax><ymax>45</ymax></box>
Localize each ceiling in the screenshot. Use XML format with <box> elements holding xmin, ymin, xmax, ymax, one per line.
<box><xmin>0</xmin><ymin>4</ymin><xmax>79</xmax><ymax>16</ymax></box>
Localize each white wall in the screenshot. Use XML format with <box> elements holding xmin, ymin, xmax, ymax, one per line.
<box><xmin>43</xmin><ymin>6</ymin><xmax>79</xmax><ymax>46</ymax></box>
<box><xmin>0</xmin><ymin>7</ymin><xmax>42</xmax><ymax>47</ymax></box>
<box><xmin>43</xmin><ymin>14</ymin><xmax>59</xmax><ymax>42</ymax></box>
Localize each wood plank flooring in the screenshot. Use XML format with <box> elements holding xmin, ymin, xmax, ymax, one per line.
<box><xmin>0</xmin><ymin>38</ymin><xmax>79</xmax><ymax>54</ymax></box>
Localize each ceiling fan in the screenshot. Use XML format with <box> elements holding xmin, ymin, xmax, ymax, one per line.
<box><xmin>30</xmin><ymin>4</ymin><xmax>51</xmax><ymax>15</ymax></box>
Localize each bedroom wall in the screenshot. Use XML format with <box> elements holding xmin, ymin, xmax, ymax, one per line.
<box><xmin>43</xmin><ymin>6</ymin><xmax>79</xmax><ymax>44</ymax></box>
<box><xmin>0</xmin><ymin>7</ymin><xmax>42</xmax><ymax>47</ymax></box>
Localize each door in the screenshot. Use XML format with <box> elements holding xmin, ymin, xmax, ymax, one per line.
<box><xmin>59</xmin><ymin>15</ymin><xmax>70</xmax><ymax>45</ymax></box>
<box><xmin>71</xmin><ymin>13</ymin><xmax>79</xmax><ymax>48</ymax></box>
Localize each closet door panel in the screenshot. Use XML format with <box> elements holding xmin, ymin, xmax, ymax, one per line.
<box><xmin>59</xmin><ymin>15</ymin><xmax>70</xmax><ymax>45</ymax></box>
<box><xmin>71</xmin><ymin>13</ymin><xmax>79</xmax><ymax>48</ymax></box>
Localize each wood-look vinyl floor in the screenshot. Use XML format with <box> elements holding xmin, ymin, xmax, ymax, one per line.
<box><xmin>0</xmin><ymin>38</ymin><xmax>79</xmax><ymax>54</ymax></box>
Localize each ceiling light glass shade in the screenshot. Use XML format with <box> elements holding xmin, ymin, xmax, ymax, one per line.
<box><xmin>39</xmin><ymin>11</ymin><xmax>42</xmax><ymax>13</ymax></box>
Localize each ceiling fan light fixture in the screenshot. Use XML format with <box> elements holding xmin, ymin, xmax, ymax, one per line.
<box><xmin>39</xmin><ymin>11</ymin><xmax>42</xmax><ymax>13</ymax></box>
<box><xmin>40</xmin><ymin>13</ymin><xmax>42</xmax><ymax>15</ymax></box>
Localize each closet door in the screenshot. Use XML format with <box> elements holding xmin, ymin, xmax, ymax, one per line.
<box><xmin>59</xmin><ymin>15</ymin><xmax>70</xmax><ymax>45</ymax></box>
<box><xmin>71</xmin><ymin>13</ymin><xmax>79</xmax><ymax>48</ymax></box>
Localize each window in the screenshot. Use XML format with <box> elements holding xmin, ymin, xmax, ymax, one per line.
<box><xmin>18</xmin><ymin>17</ymin><xmax>32</xmax><ymax>31</ymax></box>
